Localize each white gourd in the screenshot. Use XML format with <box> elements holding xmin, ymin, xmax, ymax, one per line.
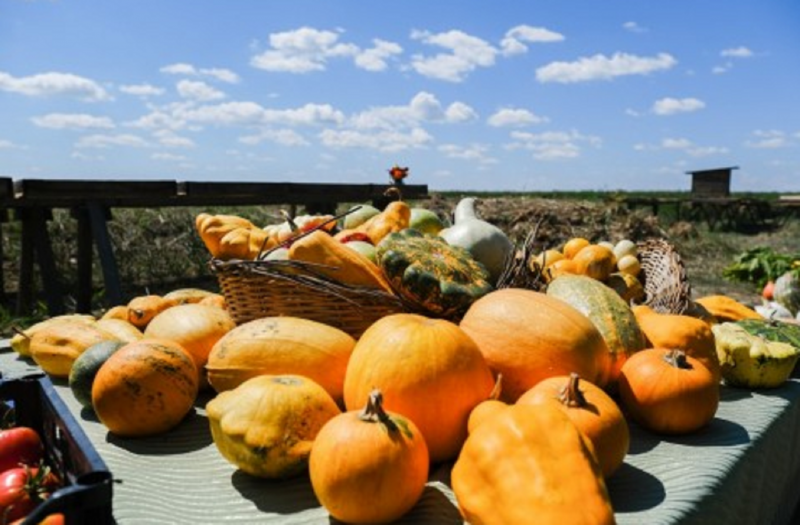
<box><xmin>440</xmin><ymin>197</ymin><xmax>513</xmax><ymax>285</ymax></box>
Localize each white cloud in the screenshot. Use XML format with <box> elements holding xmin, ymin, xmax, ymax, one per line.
<box><xmin>409</xmin><ymin>29</ymin><xmax>497</xmax><ymax>82</ymax></box>
<box><xmin>488</xmin><ymin>108</ymin><xmax>548</xmax><ymax>127</ymax></box>
<box><xmin>239</xmin><ymin>129</ymin><xmax>309</xmax><ymax>147</ymax></box>
<box><xmin>319</xmin><ymin>127</ymin><xmax>433</xmax><ymax>152</ymax></box>
<box><xmin>349</xmin><ymin>92</ymin><xmax>476</xmax><ymax>130</ymax></box>
<box><xmin>536</xmin><ymin>52</ymin><xmax>676</xmax><ymax>83</ymax></box>
<box><xmin>160</xmin><ymin>63</ymin><xmax>240</xmax><ymax>83</ymax></box>
<box><xmin>120</xmin><ymin>84</ymin><xmax>165</xmax><ymax>97</ymax></box>
<box><xmin>152</xmin><ymin>152</ymin><xmax>187</xmax><ymax>161</ymax></box>
<box><xmin>439</xmin><ymin>143</ymin><xmax>497</xmax><ymax>164</ymax></box>
<box><xmin>745</xmin><ymin>129</ymin><xmax>790</xmax><ymax>149</ymax></box>
<box><xmin>507</xmin><ymin>130</ymin><xmax>601</xmax><ymax>160</ymax></box>
<box><xmin>71</xmin><ymin>151</ymin><xmax>105</xmax><ymax>161</ymax></box>
<box><xmin>31</xmin><ymin>113</ymin><xmax>115</xmax><ymax>130</ymax></box>
<box><xmin>500</xmin><ymin>25</ymin><xmax>564</xmax><ymax>56</ymax></box>
<box><xmin>0</xmin><ymin>139</ymin><xmax>24</xmax><ymax>149</ymax></box>
<box><xmin>354</xmin><ymin>39</ymin><xmax>403</xmax><ymax>71</ymax></box>
<box><xmin>76</xmin><ymin>133</ymin><xmax>150</xmax><ymax>149</ymax></box>
<box><xmin>250</xmin><ymin>27</ymin><xmax>358</xmax><ymax>73</ymax></box>
<box><xmin>652</xmin><ymin>97</ymin><xmax>705</xmax><ymax>116</ymax></box>
<box><xmin>152</xmin><ymin>129</ymin><xmax>195</xmax><ymax>148</ymax></box>
<box><xmin>712</xmin><ymin>63</ymin><xmax>731</xmax><ymax>75</ymax></box>
<box><xmin>176</xmin><ymin>80</ymin><xmax>226</xmax><ymax>101</ymax></box>
<box><xmin>126</xmin><ymin>109</ymin><xmax>188</xmax><ymax>131</ymax></box>
<box><xmin>623</xmin><ymin>21</ymin><xmax>648</xmax><ymax>33</ymax></box>
<box><xmin>176</xmin><ymin>101</ymin><xmax>345</xmax><ymax>127</ymax></box>
<box><xmin>0</xmin><ymin>71</ymin><xmax>110</xmax><ymax>101</ymax></box>
<box><xmin>659</xmin><ymin>137</ymin><xmax>728</xmax><ymax>157</ymax></box>
<box><xmin>721</xmin><ymin>46</ymin><xmax>753</xmax><ymax>58</ymax></box>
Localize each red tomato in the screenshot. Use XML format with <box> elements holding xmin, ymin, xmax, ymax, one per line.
<box><xmin>0</xmin><ymin>427</ymin><xmax>44</xmax><ymax>473</ymax></box>
<box><xmin>0</xmin><ymin>465</ymin><xmax>60</xmax><ymax>522</ymax></box>
<box><xmin>762</xmin><ymin>280</ymin><xmax>775</xmax><ymax>301</ymax></box>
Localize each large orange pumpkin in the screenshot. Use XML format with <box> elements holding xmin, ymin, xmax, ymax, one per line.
<box><xmin>343</xmin><ymin>313</ymin><xmax>495</xmax><ymax>463</ymax></box>
<box><xmin>459</xmin><ymin>288</ymin><xmax>611</xmax><ymax>402</ymax></box>
<box><xmin>92</xmin><ymin>339</ymin><xmax>199</xmax><ymax>437</ymax></box>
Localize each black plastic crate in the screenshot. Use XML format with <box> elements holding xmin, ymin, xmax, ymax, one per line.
<box><xmin>0</xmin><ymin>373</ymin><xmax>114</xmax><ymax>525</ymax></box>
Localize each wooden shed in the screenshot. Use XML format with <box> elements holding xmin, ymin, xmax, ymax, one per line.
<box><xmin>686</xmin><ymin>166</ymin><xmax>739</xmax><ymax>197</ymax></box>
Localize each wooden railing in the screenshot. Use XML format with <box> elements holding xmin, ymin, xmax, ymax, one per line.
<box><xmin>0</xmin><ymin>178</ymin><xmax>429</xmax><ymax>316</ymax></box>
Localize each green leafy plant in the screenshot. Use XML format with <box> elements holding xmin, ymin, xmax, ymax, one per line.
<box><xmin>722</xmin><ymin>247</ymin><xmax>800</xmax><ymax>289</ymax></box>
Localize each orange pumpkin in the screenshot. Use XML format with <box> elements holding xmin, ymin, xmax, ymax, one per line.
<box><xmin>518</xmin><ymin>373</ymin><xmax>629</xmax><ymax>477</ymax></box>
<box><xmin>452</xmin><ymin>403</ymin><xmax>614</xmax><ymax>525</ymax></box>
<box><xmin>459</xmin><ymin>288</ymin><xmax>611</xmax><ymax>402</ymax></box>
<box><xmin>100</xmin><ymin>305</ymin><xmax>129</xmax><ymax>321</ymax></box>
<box><xmin>343</xmin><ymin>313</ymin><xmax>495</xmax><ymax>463</ymax></box>
<box><xmin>143</xmin><ymin>303</ymin><xmax>236</xmax><ymax>383</ymax></box>
<box><xmin>618</xmin><ymin>348</ymin><xmax>719</xmax><ymax>435</ymax></box>
<box><xmin>309</xmin><ymin>390</ymin><xmax>429</xmax><ymax>524</ymax></box>
<box><xmin>572</xmin><ymin>244</ymin><xmax>616</xmax><ymax>281</ymax></box>
<box><xmin>92</xmin><ymin>339</ymin><xmax>199</xmax><ymax>437</ymax></box>
<box><xmin>466</xmin><ymin>399</ymin><xmax>509</xmax><ymax>435</ymax></box>
<box><xmin>562</xmin><ymin>237</ymin><xmax>590</xmax><ymax>259</ymax></box>
<box><xmin>632</xmin><ymin>305</ymin><xmax>721</xmax><ymax>381</ymax></box>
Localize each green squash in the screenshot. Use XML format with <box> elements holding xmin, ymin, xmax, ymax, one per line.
<box><xmin>546</xmin><ymin>274</ymin><xmax>647</xmax><ymax>388</ymax></box>
<box><xmin>376</xmin><ymin>228</ymin><xmax>493</xmax><ymax>320</ymax></box>
<box><xmin>735</xmin><ymin>318</ymin><xmax>800</xmax><ymax>349</ymax></box>
<box><xmin>69</xmin><ymin>340</ymin><xmax>127</xmax><ymax>409</ymax></box>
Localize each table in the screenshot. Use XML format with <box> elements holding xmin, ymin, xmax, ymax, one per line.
<box><xmin>3</xmin><ymin>344</ymin><xmax>800</xmax><ymax>524</ymax></box>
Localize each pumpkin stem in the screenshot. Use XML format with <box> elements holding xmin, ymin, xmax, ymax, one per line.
<box><xmin>359</xmin><ymin>389</ymin><xmax>398</xmax><ymax>432</ymax></box>
<box><xmin>663</xmin><ymin>349</ymin><xmax>691</xmax><ymax>369</ymax></box>
<box><xmin>10</xmin><ymin>325</ymin><xmax>30</xmax><ymax>339</ymax></box>
<box><xmin>488</xmin><ymin>374</ymin><xmax>503</xmax><ymax>401</ymax></box>
<box><xmin>558</xmin><ymin>373</ymin><xmax>588</xmax><ymax>408</ymax></box>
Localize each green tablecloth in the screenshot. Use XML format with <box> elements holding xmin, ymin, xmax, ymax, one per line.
<box><xmin>3</xmin><ymin>344</ymin><xmax>800</xmax><ymax>524</ymax></box>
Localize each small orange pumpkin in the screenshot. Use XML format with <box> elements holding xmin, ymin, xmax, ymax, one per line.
<box><xmin>518</xmin><ymin>373</ymin><xmax>629</xmax><ymax>477</ymax></box>
<box><xmin>309</xmin><ymin>389</ymin><xmax>429</xmax><ymax>524</ymax></box>
<box><xmin>92</xmin><ymin>339</ymin><xmax>199</xmax><ymax>437</ymax></box>
<box><xmin>618</xmin><ymin>348</ymin><xmax>719</xmax><ymax>435</ymax></box>
<box><xmin>572</xmin><ymin>244</ymin><xmax>616</xmax><ymax>281</ymax></box>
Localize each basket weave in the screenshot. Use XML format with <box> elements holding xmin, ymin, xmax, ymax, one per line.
<box><xmin>636</xmin><ymin>238</ymin><xmax>692</xmax><ymax>314</ymax></box>
<box><xmin>211</xmin><ymin>258</ymin><xmax>407</xmax><ymax>338</ymax></box>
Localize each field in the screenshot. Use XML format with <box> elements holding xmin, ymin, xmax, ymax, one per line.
<box><xmin>1</xmin><ymin>191</ymin><xmax>798</xmax><ymax>335</ymax></box>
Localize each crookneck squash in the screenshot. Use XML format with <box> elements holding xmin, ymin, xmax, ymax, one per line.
<box><xmin>451</xmin><ymin>402</ymin><xmax>615</xmax><ymax>525</ymax></box>
<box><xmin>375</xmin><ymin>228</ymin><xmax>493</xmax><ymax>319</ymax></box>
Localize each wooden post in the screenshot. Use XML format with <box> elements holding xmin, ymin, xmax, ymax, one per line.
<box><xmin>16</xmin><ymin>208</ymin><xmax>65</xmax><ymax>315</ymax></box>
<box><xmin>74</xmin><ymin>207</ymin><xmax>94</xmax><ymax>313</ymax></box>
<box><xmin>87</xmin><ymin>203</ymin><xmax>123</xmax><ymax>307</ymax></box>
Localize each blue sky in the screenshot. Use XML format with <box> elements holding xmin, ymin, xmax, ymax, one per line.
<box><xmin>1</xmin><ymin>0</ymin><xmax>798</xmax><ymax>192</ymax></box>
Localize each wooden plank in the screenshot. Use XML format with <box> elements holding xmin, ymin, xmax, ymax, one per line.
<box><xmin>13</xmin><ymin>179</ymin><xmax>181</xmax><ymax>207</ymax></box>
<box><xmin>74</xmin><ymin>208</ymin><xmax>94</xmax><ymax>313</ymax></box>
<box><xmin>88</xmin><ymin>203</ymin><xmax>123</xmax><ymax>307</ymax></box>
<box><xmin>181</xmin><ymin>182</ymin><xmax>429</xmax><ymax>206</ymax></box>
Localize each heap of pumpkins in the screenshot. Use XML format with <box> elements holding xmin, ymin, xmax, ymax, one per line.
<box><xmin>10</xmin><ymin>196</ymin><xmax>800</xmax><ymax>525</ymax></box>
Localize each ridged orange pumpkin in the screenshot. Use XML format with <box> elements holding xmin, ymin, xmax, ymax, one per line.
<box><xmin>632</xmin><ymin>305</ymin><xmax>721</xmax><ymax>381</ymax></box>
<box><xmin>309</xmin><ymin>390</ymin><xmax>429</xmax><ymax>524</ymax></box>
<box><xmin>452</xmin><ymin>403</ymin><xmax>614</xmax><ymax>525</ymax></box>
<box><xmin>143</xmin><ymin>304</ymin><xmax>236</xmax><ymax>383</ymax></box>
<box><xmin>205</xmin><ymin>317</ymin><xmax>356</xmax><ymax>404</ymax></box>
<box><xmin>343</xmin><ymin>313</ymin><xmax>495</xmax><ymax>463</ymax></box>
<box><xmin>518</xmin><ymin>373</ymin><xmax>629</xmax><ymax>478</ymax></box>
<box><xmin>460</xmin><ymin>288</ymin><xmax>611</xmax><ymax>402</ymax></box>
<box><xmin>92</xmin><ymin>339</ymin><xmax>199</xmax><ymax>437</ymax></box>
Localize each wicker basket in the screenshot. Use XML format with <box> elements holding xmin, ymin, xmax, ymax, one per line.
<box><xmin>636</xmin><ymin>238</ymin><xmax>692</xmax><ymax>315</ymax></box>
<box><xmin>211</xmin><ymin>258</ymin><xmax>408</xmax><ymax>338</ymax></box>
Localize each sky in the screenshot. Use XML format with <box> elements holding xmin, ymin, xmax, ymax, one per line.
<box><xmin>1</xmin><ymin>0</ymin><xmax>799</xmax><ymax>193</ymax></box>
